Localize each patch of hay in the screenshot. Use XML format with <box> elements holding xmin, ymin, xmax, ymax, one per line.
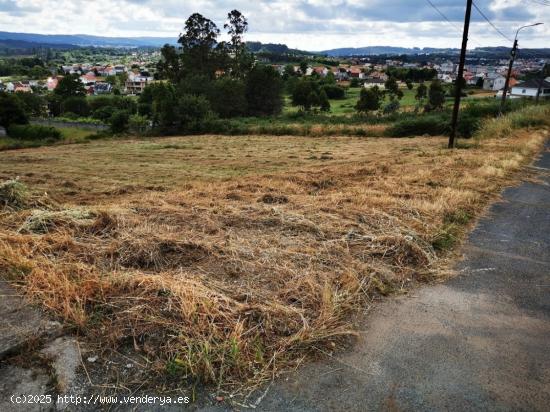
<box><xmin>0</xmin><ymin>179</ymin><xmax>28</xmax><ymax>211</ymax></box>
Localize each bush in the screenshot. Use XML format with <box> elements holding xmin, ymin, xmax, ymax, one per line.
<box><xmin>0</xmin><ymin>92</ymin><xmax>28</xmax><ymax>128</ymax></box>
<box><xmin>208</xmin><ymin>78</ymin><xmax>247</xmax><ymax>118</ymax></box>
<box><xmin>61</xmin><ymin>96</ymin><xmax>90</xmax><ymax>117</ymax></box>
<box><xmin>128</xmin><ymin>114</ymin><xmax>149</xmax><ymax>135</ymax></box>
<box><xmin>386</xmin><ymin>115</ymin><xmax>450</xmax><ymax>137</ymax></box>
<box><xmin>321</xmin><ymin>84</ymin><xmax>346</xmax><ymax>99</ymax></box>
<box><xmin>383</xmin><ymin>100</ymin><xmax>400</xmax><ymax>114</ymax></box>
<box><xmin>246</xmin><ymin>65</ymin><xmax>283</xmax><ymax>116</ymax></box>
<box><xmin>177</xmin><ymin>94</ymin><xmax>216</xmax><ymax>133</ymax></box>
<box><xmin>7</xmin><ymin>124</ymin><xmax>62</xmax><ymax>141</ymax></box>
<box><xmin>92</xmin><ymin>106</ymin><xmax>115</xmax><ymax>122</ymax></box>
<box><xmin>110</xmin><ymin>110</ymin><xmax>130</xmax><ymax>133</ymax></box>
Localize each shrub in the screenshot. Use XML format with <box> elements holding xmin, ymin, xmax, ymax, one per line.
<box><xmin>383</xmin><ymin>100</ymin><xmax>400</xmax><ymax>114</ymax></box>
<box><xmin>356</xmin><ymin>86</ymin><xmax>382</xmax><ymax>114</ymax></box>
<box><xmin>92</xmin><ymin>106</ymin><xmax>115</xmax><ymax>122</ymax></box>
<box><xmin>321</xmin><ymin>84</ymin><xmax>346</xmax><ymax>99</ymax></box>
<box><xmin>246</xmin><ymin>65</ymin><xmax>284</xmax><ymax>116</ymax></box>
<box><xmin>208</xmin><ymin>78</ymin><xmax>247</xmax><ymax>118</ymax></box>
<box><xmin>177</xmin><ymin>94</ymin><xmax>216</xmax><ymax>133</ymax></box>
<box><xmin>7</xmin><ymin>124</ymin><xmax>62</xmax><ymax>141</ymax></box>
<box><xmin>110</xmin><ymin>110</ymin><xmax>130</xmax><ymax>133</ymax></box>
<box><xmin>61</xmin><ymin>96</ymin><xmax>90</xmax><ymax>117</ymax></box>
<box><xmin>0</xmin><ymin>92</ymin><xmax>28</xmax><ymax>128</ymax></box>
<box><xmin>386</xmin><ymin>115</ymin><xmax>450</xmax><ymax>137</ymax></box>
<box><xmin>128</xmin><ymin>114</ymin><xmax>149</xmax><ymax>135</ymax></box>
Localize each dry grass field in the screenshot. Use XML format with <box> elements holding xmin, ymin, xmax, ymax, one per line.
<box><xmin>0</xmin><ymin>105</ymin><xmax>548</xmax><ymax>392</ymax></box>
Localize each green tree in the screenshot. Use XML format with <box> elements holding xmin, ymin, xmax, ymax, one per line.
<box><xmin>128</xmin><ymin>114</ymin><xmax>149</xmax><ymax>135</ymax></box>
<box><xmin>319</xmin><ymin>89</ymin><xmax>330</xmax><ymax>112</ymax></box>
<box><xmin>14</xmin><ymin>92</ymin><xmax>46</xmax><ymax>117</ymax></box>
<box><xmin>246</xmin><ymin>65</ymin><xmax>283</xmax><ymax>116</ymax></box>
<box><xmin>208</xmin><ymin>77</ymin><xmax>247</xmax><ymax>118</ymax></box>
<box><xmin>291</xmin><ymin>79</ymin><xmax>318</xmax><ymax>111</ymax></box>
<box><xmin>355</xmin><ymin>86</ymin><xmax>382</xmax><ymax>114</ymax></box>
<box><xmin>415</xmin><ymin>83</ymin><xmax>427</xmax><ymax>101</ymax></box>
<box><xmin>224</xmin><ymin>10</ymin><xmax>253</xmax><ymax>78</ymax></box>
<box><xmin>178</xmin><ymin>13</ymin><xmax>222</xmax><ymax>79</ymax></box>
<box><xmin>152</xmin><ymin>85</ymin><xmax>178</xmax><ymax>131</ymax></box>
<box><xmin>110</xmin><ymin>110</ymin><xmax>130</xmax><ymax>133</ymax></box>
<box><xmin>384</xmin><ymin>77</ymin><xmax>403</xmax><ymax>100</ymax></box>
<box><xmin>475</xmin><ymin>77</ymin><xmax>484</xmax><ymax>89</ymax></box>
<box><xmin>176</xmin><ymin>94</ymin><xmax>214</xmax><ymax>132</ymax></box>
<box><xmin>0</xmin><ymin>92</ymin><xmax>28</xmax><ymax>128</ymax></box>
<box><xmin>350</xmin><ymin>78</ymin><xmax>360</xmax><ymax>88</ymax></box>
<box><xmin>299</xmin><ymin>61</ymin><xmax>308</xmax><ymax>76</ymax></box>
<box><xmin>156</xmin><ymin>44</ymin><xmax>183</xmax><ymax>82</ymax></box>
<box><xmin>406</xmin><ymin>80</ymin><xmax>414</xmax><ymax>90</ymax></box>
<box><xmin>61</xmin><ymin>96</ymin><xmax>90</xmax><ymax>117</ymax></box>
<box><xmin>283</xmin><ymin>64</ymin><xmax>296</xmax><ymax>80</ymax></box>
<box><xmin>54</xmin><ymin>74</ymin><xmax>86</xmax><ymax>98</ymax></box>
<box><xmin>428</xmin><ymin>80</ymin><xmax>446</xmax><ymax>110</ymax></box>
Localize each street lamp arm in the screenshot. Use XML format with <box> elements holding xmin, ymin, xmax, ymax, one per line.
<box><xmin>515</xmin><ymin>22</ymin><xmax>544</xmax><ymax>40</ymax></box>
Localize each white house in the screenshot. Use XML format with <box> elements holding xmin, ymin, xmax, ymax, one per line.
<box><xmin>510</xmin><ymin>79</ymin><xmax>550</xmax><ymax>99</ymax></box>
<box><xmin>483</xmin><ymin>74</ymin><xmax>506</xmax><ymax>91</ymax></box>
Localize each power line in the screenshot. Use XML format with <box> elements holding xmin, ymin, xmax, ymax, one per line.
<box><xmin>523</xmin><ymin>0</ymin><xmax>550</xmax><ymax>6</ymax></box>
<box><xmin>424</xmin><ymin>0</ymin><xmax>484</xmax><ymax>48</ymax></box>
<box><xmin>424</xmin><ymin>0</ymin><xmax>463</xmax><ymax>33</ymax></box>
<box><xmin>472</xmin><ymin>1</ymin><xmax>513</xmax><ymax>42</ymax></box>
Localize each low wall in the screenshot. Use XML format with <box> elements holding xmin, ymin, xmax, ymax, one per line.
<box><xmin>31</xmin><ymin>119</ymin><xmax>108</xmax><ymax>131</ymax></box>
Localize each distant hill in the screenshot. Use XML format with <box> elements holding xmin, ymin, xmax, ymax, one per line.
<box><xmin>320</xmin><ymin>46</ymin><xmax>460</xmax><ymax>57</ymax></box>
<box><xmin>321</xmin><ymin>46</ymin><xmax>550</xmax><ymax>58</ymax></box>
<box><xmin>0</xmin><ymin>31</ymin><xmax>176</xmax><ymax>48</ymax></box>
<box><xmin>0</xmin><ymin>38</ymin><xmax>78</xmax><ymax>50</ymax></box>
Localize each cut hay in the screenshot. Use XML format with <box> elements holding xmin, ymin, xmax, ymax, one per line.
<box><xmin>19</xmin><ymin>208</ymin><xmax>96</xmax><ymax>234</ymax></box>
<box><xmin>0</xmin><ymin>178</ymin><xmax>28</xmax><ymax>210</ymax></box>
<box><xmin>0</xmin><ymin>109</ymin><xmax>547</xmax><ymax>391</ymax></box>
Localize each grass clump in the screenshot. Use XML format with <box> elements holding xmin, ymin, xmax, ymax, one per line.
<box><xmin>385</xmin><ymin>115</ymin><xmax>450</xmax><ymax>137</ymax></box>
<box><xmin>0</xmin><ymin>179</ymin><xmax>28</xmax><ymax>210</ymax></box>
<box><xmin>475</xmin><ymin>104</ymin><xmax>550</xmax><ymax>140</ymax></box>
<box><xmin>19</xmin><ymin>208</ymin><xmax>95</xmax><ymax>233</ymax></box>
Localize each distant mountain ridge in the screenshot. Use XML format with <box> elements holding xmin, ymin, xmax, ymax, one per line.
<box><xmin>1</xmin><ymin>31</ymin><xmax>549</xmax><ymax>58</ymax></box>
<box><xmin>321</xmin><ymin>46</ymin><xmax>550</xmax><ymax>57</ymax></box>
<box><xmin>0</xmin><ymin>31</ymin><xmax>176</xmax><ymax>48</ymax></box>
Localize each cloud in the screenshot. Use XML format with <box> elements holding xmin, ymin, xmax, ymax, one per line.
<box><xmin>0</xmin><ymin>0</ymin><xmax>548</xmax><ymax>49</ymax></box>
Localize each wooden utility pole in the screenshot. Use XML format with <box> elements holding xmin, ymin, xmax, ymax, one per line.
<box><xmin>449</xmin><ymin>0</ymin><xmax>473</xmax><ymax>149</ymax></box>
<box><xmin>500</xmin><ymin>39</ymin><xmax>518</xmax><ymax>114</ymax></box>
<box><xmin>536</xmin><ymin>63</ymin><xmax>547</xmax><ymax>103</ymax></box>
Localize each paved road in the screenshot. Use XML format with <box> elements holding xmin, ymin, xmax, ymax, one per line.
<box><xmin>256</xmin><ymin>142</ymin><xmax>550</xmax><ymax>411</ymax></box>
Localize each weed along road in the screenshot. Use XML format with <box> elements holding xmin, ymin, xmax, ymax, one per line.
<box><xmin>252</xmin><ymin>142</ymin><xmax>550</xmax><ymax>411</ymax></box>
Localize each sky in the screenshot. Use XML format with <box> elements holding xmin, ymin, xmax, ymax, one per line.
<box><xmin>0</xmin><ymin>0</ymin><xmax>548</xmax><ymax>50</ymax></box>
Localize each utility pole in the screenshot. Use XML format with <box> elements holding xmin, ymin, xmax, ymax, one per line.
<box><xmin>536</xmin><ymin>63</ymin><xmax>547</xmax><ymax>103</ymax></box>
<box><xmin>500</xmin><ymin>39</ymin><xmax>518</xmax><ymax>115</ymax></box>
<box><xmin>449</xmin><ymin>0</ymin><xmax>473</xmax><ymax>149</ymax></box>
<box><xmin>500</xmin><ymin>23</ymin><xmax>543</xmax><ymax>114</ymax></box>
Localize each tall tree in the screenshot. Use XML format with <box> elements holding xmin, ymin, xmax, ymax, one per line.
<box><xmin>178</xmin><ymin>13</ymin><xmax>221</xmax><ymax>79</ymax></box>
<box><xmin>246</xmin><ymin>65</ymin><xmax>283</xmax><ymax>116</ymax></box>
<box><xmin>54</xmin><ymin>74</ymin><xmax>86</xmax><ymax>98</ymax></box>
<box><xmin>415</xmin><ymin>83</ymin><xmax>427</xmax><ymax>102</ymax></box>
<box><xmin>224</xmin><ymin>10</ymin><xmax>253</xmax><ymax>78</ymax></box>
<box><xmin>356</xmin><ymin>86</ymin><xmax>382</xmax><ymax>114</ymax></box>
<box><xmin>428</xmin><ymin>80</ymin><xmax>446</xmax><ymax>110</ymax></box>
<box><xmin>156</xmin><ymin>44</ymin><xmax>183</xmax><ymax>82</ymax></box>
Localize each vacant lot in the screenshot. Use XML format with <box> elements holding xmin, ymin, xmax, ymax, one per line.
<box><xmin>0</xmin><ymin>108</ymin><xmax>548</xmax><ymax>391</ymax></box>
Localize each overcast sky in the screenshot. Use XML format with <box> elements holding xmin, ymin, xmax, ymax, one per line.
<box><xmin>0</xmin><ymin>0</ymin><xmax>548</xmax><ymax>50</ymax></box>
